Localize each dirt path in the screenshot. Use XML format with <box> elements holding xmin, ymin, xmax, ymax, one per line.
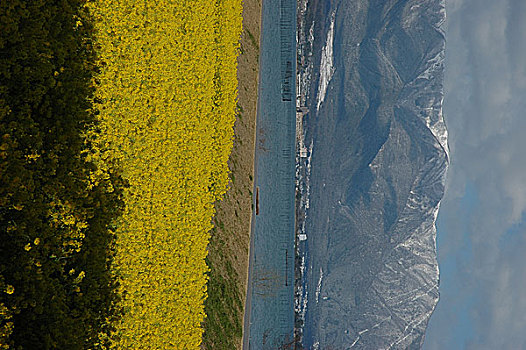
<box><xmin>202</xmin><ymin>0</ymin><xmax>262</xmax><ymax>349</ymax></box>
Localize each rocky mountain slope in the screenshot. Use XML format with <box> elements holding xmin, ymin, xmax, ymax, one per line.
<box><xmin>296</xmin><ymin>0</ymin><xmax>448</xmax><ymax>348</ymax></box>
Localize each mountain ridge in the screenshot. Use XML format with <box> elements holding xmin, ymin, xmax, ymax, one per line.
<box><xmin>295</xmin><ymin>0</ymin><xmax>448</xmax><ymax>348</ymax></box>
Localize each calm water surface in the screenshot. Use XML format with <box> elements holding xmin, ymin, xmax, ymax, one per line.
<box><xmin>242</xmin><ymin>0</ymin><xmax>297</xmax><ymax>348</ymax></box>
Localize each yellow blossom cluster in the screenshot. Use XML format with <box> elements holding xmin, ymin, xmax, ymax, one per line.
<box><xmin>47</xmin><ymin>198</ymin><xmax>89</xmax><ymax>255</ymax></box>
<box><xmin>86</xmin><ymin>0</ymin><xmax>242</xmax><ymax>348</ymax></box>
<box><xmin>0</xmin><ymin>302</ymin><xmax>12</xmax><ymax>349</ymax></box>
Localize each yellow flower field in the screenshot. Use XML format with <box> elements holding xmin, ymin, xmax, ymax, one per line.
<box><xmin>86</xmin><ymin>0</ymin><xmax>242</xmax><ymax>348</ymax></box>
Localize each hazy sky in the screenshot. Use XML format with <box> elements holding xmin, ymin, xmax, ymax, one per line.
<box><xmin>424</xmin><ymin>0</ymin><xmax>526</xmax><ymax>348</ymax></box>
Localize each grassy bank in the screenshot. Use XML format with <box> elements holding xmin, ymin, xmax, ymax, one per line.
<box><xmin>202</xmin><ymin>0</ymin><xmax>262</xmax><ymax>348</ymax></box>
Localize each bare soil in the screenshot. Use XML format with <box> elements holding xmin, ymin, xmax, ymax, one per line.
<box><xmin>202</xmin><ymin>0</ymin><xmax>262</xmax><ymax>349</ymax></box>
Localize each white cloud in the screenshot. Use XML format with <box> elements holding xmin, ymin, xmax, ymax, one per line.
<box><xmin>424</xmin><ymin>0</ymin><xmax>526</xmax><ymax>348</ymax></box>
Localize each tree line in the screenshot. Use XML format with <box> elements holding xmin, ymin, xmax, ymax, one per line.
<box><xmin>0</xmin><ymin>1</ymin><xmax>125</xmax><ymax>348</ymax></box>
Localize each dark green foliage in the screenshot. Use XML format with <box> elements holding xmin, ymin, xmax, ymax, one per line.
<box><xmin>0</xmin><ymin>1</ymin><xmax>124</xmax><ymax>348</ymax></box>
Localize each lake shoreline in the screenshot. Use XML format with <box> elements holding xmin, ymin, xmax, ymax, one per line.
<box><xmin>202</xmin><ymin>0</ymin><xmax>262</xmax><ymax>348</ymax></box>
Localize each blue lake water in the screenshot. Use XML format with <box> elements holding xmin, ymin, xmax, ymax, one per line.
<box><xmin>242</xmin><ymin>0</ymin><xmax>297</xmax><ymax>348</ymax></box>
